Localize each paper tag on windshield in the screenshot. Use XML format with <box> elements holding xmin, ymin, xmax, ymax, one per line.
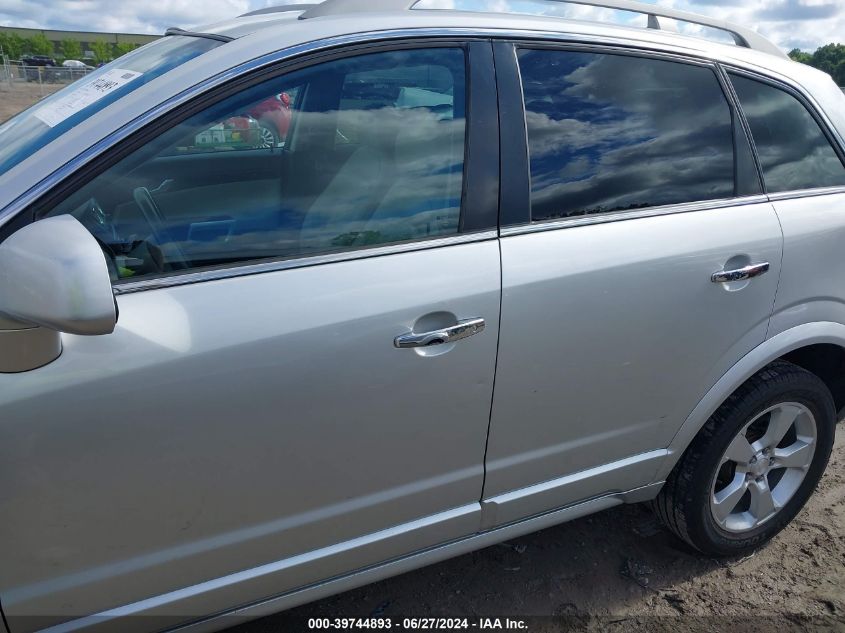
<box><xmin>33</xmin><ymin>68</ymin><xmax>143</xmax><ymax>128</ymax></box>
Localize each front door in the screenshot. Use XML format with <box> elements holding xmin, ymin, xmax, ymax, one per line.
<box><xmin>0</xmin><ymin>43</ymin><xmax>500</xmax><ymax>632</ymax></box>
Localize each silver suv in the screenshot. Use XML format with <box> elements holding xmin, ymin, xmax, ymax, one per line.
<box><xmin>0</xmin><ymin>1</ymin><xmax>844</xmax><ymax>631</ymax></box>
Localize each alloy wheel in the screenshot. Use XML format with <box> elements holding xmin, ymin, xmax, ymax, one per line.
<box><xmin>258</xmin><ymin>126</ymin><xmax>277</xmax><ymax>148</ymax></box>
<box><xmin>710</xmin><ymin>402</ymin><xmax>817</xmax><ymax>533</ymax></box>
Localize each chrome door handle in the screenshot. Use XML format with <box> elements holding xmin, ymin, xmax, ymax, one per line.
<box><xmin>711</xmin><ymin>262</ymin><xmax>770</xmax><ymax>284</ymax></box>
<box><xmin>394</xmin><ymin>318</ymin><xmax>485</xmax><ymax>349</ymax></box>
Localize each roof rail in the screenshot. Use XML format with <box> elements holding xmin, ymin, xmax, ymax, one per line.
<box><xmin>241</xmin><ymin>4</ymin><xmax>318</xmax><ymax>17</ymax></box>
<box><xmin>298</xmin><ymin>0</ymin><xmax>787</xmax><ymax>59</ymax></box>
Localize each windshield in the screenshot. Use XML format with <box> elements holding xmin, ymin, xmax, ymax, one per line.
<box><xmin>0</xmin><ymin>35</ymin><xmax>223</xmax><ymax>177</ymax></box>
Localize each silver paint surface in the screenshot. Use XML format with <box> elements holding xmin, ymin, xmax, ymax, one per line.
<box><xmin>485</xmin><ymin>203</ymin><xmax>783</xmax><ymax>499</ymax></box>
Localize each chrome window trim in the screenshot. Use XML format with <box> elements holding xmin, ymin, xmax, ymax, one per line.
<box><xmin>113</xmin><ymin>230</ymin><xmax>498</xmax><ymax>295</ymax></box>
<box><xmin>499</xmin><ymin>195</ymin><xmax>770</xmax><ymax>237</ymax></box>
<box><xmin>511</xmin><ymin>39</ymin><xmax>716</xmax><ymax>67</ymax></box>
<box><xmin>767</xmin><ymin>186</ymin><xmax>845</xmax><ymax>202</ymax></box>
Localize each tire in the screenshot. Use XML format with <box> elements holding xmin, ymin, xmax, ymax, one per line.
<box><xmin>652</xmin><ymin>360</ymin><xmax>836</xmax><ymax>557</ymax></box>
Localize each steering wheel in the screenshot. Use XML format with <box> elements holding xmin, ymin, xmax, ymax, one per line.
<box><xmin>88</xmin><ymin>197</ymin><xmax>109</xmax><ymax>226</ymax></box>
<box><xmin>132</xmin><ymin>187</ymin><xmax>190</xmax><ymax>270</ymax></box>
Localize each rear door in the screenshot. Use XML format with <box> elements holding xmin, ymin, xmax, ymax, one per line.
<box><xmin>484</xmin><ymin>43</ymin><xmax>783</xmax><ymax>524</ymax></box>
<box><xmin>0</xmin><ymin>42</ymin><xmax>500</xmax><ymax>632</ymax></box>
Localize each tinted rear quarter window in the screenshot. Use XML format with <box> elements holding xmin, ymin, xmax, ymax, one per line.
<box><xmin>517</xmin><ymin>50</ymin><xmax>740</xmax><ymax>221</ymax></box>
<box><xmin>729</xmin><ymin>73</ymin><xmax>845</xmax><ymax>193</ymax></box>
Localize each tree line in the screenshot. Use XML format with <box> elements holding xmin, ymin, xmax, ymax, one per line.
<box><xmin>789</xmin><ymin>44</ymin><xmax>845</xmax><ymax>86</ymax></box>
<box><xmin>0</xmin><ymin>31</ymin><xmax>138</xmax><ymax>64</ymax></box>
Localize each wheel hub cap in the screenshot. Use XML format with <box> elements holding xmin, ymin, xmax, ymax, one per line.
<box><xmin>749</xmin><ymin>454</ymin><xmax>770</xmax><ymax>477</ymax></box>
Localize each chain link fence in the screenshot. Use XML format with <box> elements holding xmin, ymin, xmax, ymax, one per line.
<box><xmin>1</xmin><ymin>56</ymin><xmax>94</xmax><ymax>96</ymax></box>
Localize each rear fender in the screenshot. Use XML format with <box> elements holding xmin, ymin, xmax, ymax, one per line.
<box><xmin>653</xmin><ymin>321</ymin><xmax>845</xmax><ymax>481</ymax></box>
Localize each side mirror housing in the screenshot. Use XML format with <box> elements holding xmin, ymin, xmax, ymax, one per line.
<box><xmin>0</xmin><ymin>215</ymin><xmax>117</xmax><ymax>336</ymax></box>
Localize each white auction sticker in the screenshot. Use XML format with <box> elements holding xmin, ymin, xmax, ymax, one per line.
<box><xmin>33</xmin><ymin>68</ymin><xmax>143</xmax><ymax>128</ymax></box>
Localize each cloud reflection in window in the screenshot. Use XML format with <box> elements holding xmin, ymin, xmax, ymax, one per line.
<box><xmin>518</xmin><ymin>50</ymin><xmax>737</xmax><ymax>220</ymax></box>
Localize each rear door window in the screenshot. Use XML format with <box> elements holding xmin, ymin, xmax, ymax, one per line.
<box><xmin>517</xmin><ymin>49</ymin><xmax>749</xmax><ymax>221</ymax></box>
<box><xmin>729</xmin><ymin>73</ymin><xmax>845</xmax><ymax>193</ymax></box>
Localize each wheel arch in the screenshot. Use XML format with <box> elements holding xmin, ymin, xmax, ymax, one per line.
<box><xmin>654</xmin><ymin>321</ymin><xmax>845</xmax><ymax>481</ymax></box>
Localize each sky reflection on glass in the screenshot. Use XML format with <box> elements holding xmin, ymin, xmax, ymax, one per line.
<box><xmin>731</xmin><ymin>74</ymin><xmax>845</xmax><ymax>194</ymax></box>
<box><xmin>518</xmin><ymin>50</ymin><xmax>736</xmax><ymax>220</ymax></box>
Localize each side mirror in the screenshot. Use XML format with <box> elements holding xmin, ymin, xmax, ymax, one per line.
<box><xmin>0</xmin><ymin>215</ymin><xmax>117</xmax><ymax>336</ymax></box>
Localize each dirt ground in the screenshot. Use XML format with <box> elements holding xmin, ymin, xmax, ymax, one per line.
<box><xmin>227</xmin><ymin>425</ymin><xmax>845</xmax><ymax>633</ymax></box>
<box><xmin>0</xmin><ymin>82</ymin><xmax>63</xmax><ymax>123</ymax></box>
